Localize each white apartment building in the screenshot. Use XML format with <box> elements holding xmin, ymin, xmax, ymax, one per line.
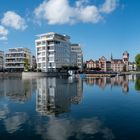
<box><xmin>35</xmin><ymin>32</ymin><xmax>71</xmax><ymax>72</ymax></box>
<box><xmin>71</xmin><ymin>44</ymin><xmax>83</xmax><ymax>69</ymax></box>
<box><xmin>0</xmin><ymin>50</ymin><xmax>4</xmax><ymax>71</ymax></box>
<box><xmin>5</xmin><ymin>48</ymin><xmax>32</xmax><ymax>72</ymax></box>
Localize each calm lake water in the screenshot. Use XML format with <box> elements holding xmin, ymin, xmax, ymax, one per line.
<box><xmin>0</xmin><ymin>75</ymin><xmax>140</xmax><ymax>140</ymax></box>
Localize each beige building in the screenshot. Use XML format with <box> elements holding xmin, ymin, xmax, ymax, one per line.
<box><xmin>86</xmin><ymin>59</ymin><xmax>95</xmax><ymax>69</ymax></box>
<box><xmin>86</xmin><ymin>51</ymin><xmax>130</xmax><ymax>72</ymax></box>
<box><xmin>111</xmin><ymin>51</ymin><xmax>129</xmax><ymax>72</ymax></box>
<box><xmin>5</xmin><ymin>48</ymin><xmax>32</xmax><ymax>72</ymax></box>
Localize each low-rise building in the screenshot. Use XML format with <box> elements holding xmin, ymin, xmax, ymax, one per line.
<box><xmin>5</xmin><ymin>48</ymin><xmax>32</xmax><ymax>72</ymax></box>
<box><xmin>31</xmin><ymin>55</ymin><xmax>37</xmax><ymax>70</ymax></box>
<box><xmin>128</xmin><ymin>62</ymin><xmax>136</xmax><ymax>71</ymax></box>
<box><xmin>111</xmin><ymin>59</ymin><xmax>124</xmax><ymax>72</ymax></box>
<box><xmin>86</xmin><ymin>59</ymin><xmax>96</xmax><ymax>69</ymax></box>
<box><xmin>71</xmin><ymin>44</ymin><xmax>83</xmax><ymax>69</ymax></box>
<box><xmin>111</xmin><ymin>51</ymin><xmax>129</xmax><ymax>72</ymax></box>
<box><xmin>99</xmin><ymin>56</ymin><xmax>107</xmax><ymax>71</ymax></box>
<box><xmin>86</xmin><ymin>51</ymin><xmax>130</xmax><ymax>72</ymax></box>
<box><xmin>0</xmin><ymin>50</ymin><xmax>4</xmax><ymax>71</ymax></box>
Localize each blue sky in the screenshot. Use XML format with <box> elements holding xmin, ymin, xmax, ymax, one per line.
<box><xmin>0</xmin><ymin>0</ymin><xmax>140</xmax><ymax>62</ymax></box>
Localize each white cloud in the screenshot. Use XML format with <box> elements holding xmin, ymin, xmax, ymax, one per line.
<box><xmin>100</xmin><ymin>0</ymin><xmax>118</xmax><ymax>14</ymax></box>
<box><xmin>34</xmin><ymin>0</ymin><xmax>73</xmax><ymax>25</ymax></box>
<box><xmin>1</xmin><ymin>11</ymin><xmax>27</xmax><ymax>30</ymax></box>
<box><xmin>0</xmin><ymin>25</ymin><xmax>8</xmax><ymax>40</ymax></box>
<box><xmin>34</xmin><ymin>0</ymin><xmax>118</xmax><ymax>25</ymax></box>
<box><xmin>76</xmin><ymin>5</ymin><xmax>102</xmax><ymax>23</ymax></box>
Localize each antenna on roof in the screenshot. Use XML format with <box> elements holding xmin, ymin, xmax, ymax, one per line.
<box><xmin>111</xmin><ymin>53</ymin><xmax>113</xmax><ymax>60</ymax></box>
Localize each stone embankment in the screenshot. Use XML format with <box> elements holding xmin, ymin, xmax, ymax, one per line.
<box><xmin>0</xmin><ymin>72</ymin><xmax>69</xmax><ymax>78</ymax></box>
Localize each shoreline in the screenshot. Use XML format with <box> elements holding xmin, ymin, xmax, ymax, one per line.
<box><xmin>0</xmin><ymin>71</ymin><xmax>140</xmax><ymax>78</ymax></box>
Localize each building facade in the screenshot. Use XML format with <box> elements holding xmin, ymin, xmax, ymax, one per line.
<box><xmin>86</xmin><ymin>51</ymin><xmax>130</xmax><ymax>72</ymax></box>
<box><xmin>71</xmin><ymin>44</ymin><xmax>83</xmax><ymax>69</ymax></box>
<box><xmin>86</xmin><ymin>59</ymin><xmax>96</xmax><ymax>69</ymax></box>
<box><xmin>99</xmin><ymin>56</ymin><xmax>107</xmax><ymax>71</ymax></box>
<box><xmin>111</xmin><ymin>59</ymin><xmax>124</xmax><ymax>72</ymax></box>
<box><xmin>0</xmin><ymin>50</ymin><xmax>4</xmax><ymax>71</ymax></box>
<box><xmin>35</xmin><ymin>32</ymin><xmax>71</xmax><ymax>72</ymax></box>
<box><xmin>128</xmin><ymin>62</ymin><xmax>136</xmax><ymax>71</ymax></box>
<box><xmin>111</xmin><ymin>51</ymin><xmax>129</xmax><ymax>72</ymax></box>
<box><xmin>5</xmin><ymin>48</ymin><xmax>32</xmax><ymax>72</ymax></box>
<box><xmin>31</xmin><ymin>55</ymin><xmax>37</xmax><ymax>70</ymax></box>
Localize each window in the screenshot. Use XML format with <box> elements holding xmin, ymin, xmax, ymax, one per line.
<box><xmin>37</xmin><ymin>42</ymin><xmax>41</xmax><ymax>46</ymax></box>
<box><xmin>42</xmin><ymin>57</ymin><xmax>45</xmax><ymax>61</ymax></box>
<box><xmin>42</xmin><ymin>47</ymin><xmax>45</xmax><ymax>50</ymax></box>
<box><xmin>37</xmin><ymin>48</ymin><xmax>41</xmax><ymax>51</ymax></box>
<box><xmin>48</xmin><ymin>57</ymin><xmax>54</xmax><ymax>61</ymax></box>
<box><xmin>42</xmin><ymin>52</ymin><xmax>45</xmax><ymax>56</ymax></box>
<box><xmin>42</xmin><ymin>62</ymin><xmax>46</xmax><ymax>67</ymax></box>
<box><xmin>42</xmin><ymin>41</ymin><xmax>46</xmax><ymax>45</ymax></box>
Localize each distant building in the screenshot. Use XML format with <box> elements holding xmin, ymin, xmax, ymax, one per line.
<box><xmin>0</xmin><ymin>50</ymin><xmax>4</xmax><ymax>71</ymax></box>
<box><xmin>31</xmin><ymin>55</ymin><xmax>37</xmax><ymax>70</ymax></box>
<box><xmin>86</xmin><ymin>59</ymin><xmax>95</xmax><ymax>69</ymax></box>
<box><xmin>86</xmin><ymin>57</ymin><xmax>110</xmax><ymax>71</ymax></box>
<box><xmin>35</xmin><ymin>32</ymin><xmax>71</xmax><ymax>72</ymax></box>
<box><xmin>122</xmin><ymin>51</ymin><xmax>129</xmax><ymax>71</ymax></box>
<box><xmin>111</xmin><ymin>59</ymin><xmax>124</xmax><ymax>72</ymax></box>
<box><xmin>111</xmin><ymin>51</ymin><xmax>129</xmax><ymax>72</ymax></box>
<box><xmin>71</xmin><ymin>44</ymin><xmax>83</xmax><ymax>69</ymax></box>
<box><xmin>128</xmin><ymin>62</ymin><xmax>136</xmax><ymax>71</ymax></box>
<box><xmin>106</xmin><ymin>61</ymin><xmax>111</xmax><ymax>71</ymax></box>
<box><xmin>5</xmin><ymin>48</ymin><xmax>32</xmax><ymax>72</ymax></box>
<box><xmin>99</xmin><ymin>56</ymin><xmax>107</xmax><ymax>71</ymax></box>
<box><xmin>86</xmin><ymin>51</ymin><xmax>130</xmax><ymax>72</ymax></box>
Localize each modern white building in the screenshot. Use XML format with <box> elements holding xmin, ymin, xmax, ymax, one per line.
<box><xmin>71</xmin><ymin>44</ymin><xmax>83</xmax><ymax>69</ymax></box>
<box><xmin>5</xmin><ymin>48</ymin><xmax>32</xmax><ymax>72</ymax></box>
<box><xmin>35</xmin><ymin>32</ymin><xmax>71</xmax><ymax>72</ymax></box>
<box><xmin>0</xmin><ymin>50</ymin><xmax>4</xmax><ymax>71</ymax></box>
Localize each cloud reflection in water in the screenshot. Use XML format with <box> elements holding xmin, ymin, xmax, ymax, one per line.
<box><xmin>36</xmin><ymin>117</ymin><xmax>115</xmax><ymax>140</ymax></box>
<box><xmin>4</xmin><ymin>112</ymin><xmax>28</xmax><ymax>134</ymax></box>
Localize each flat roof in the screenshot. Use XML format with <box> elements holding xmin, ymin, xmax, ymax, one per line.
<box><xmin>36</xmin><ymin>32</ymin><xmax>70</xmax><ymax>39</ymax></box>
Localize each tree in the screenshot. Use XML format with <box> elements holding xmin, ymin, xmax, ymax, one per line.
<box><xmin>24</xmin><ymin>58</ymin><xmax>30</xmax><ymax>71</ymax></box>
<box><xmin>135</xmin><ymin>54</ymin><xmax>140</xmax><ymax>71</ymax></box>
<box><xmin>135</xmin><ymin>77</ymin><xmax>140</xmax><ymax>91</ymax></box>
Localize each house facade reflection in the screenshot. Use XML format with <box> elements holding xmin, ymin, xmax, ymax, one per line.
<box><xmin>85</xmin><ymin>75</ymin><xmax>137</xmax><ymax>93</ymax></box>
<box><xmin>36</xmin><ymin>77</ymin><xmax>83</xmax><ymax>116</ymax></box>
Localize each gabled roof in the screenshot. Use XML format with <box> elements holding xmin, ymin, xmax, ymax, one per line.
<box><xmin>86</xmin><ymin>59</ymin><xmax>94</xmax><ymax>63</ymax></box>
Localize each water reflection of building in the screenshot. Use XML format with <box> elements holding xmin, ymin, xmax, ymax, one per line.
<box><xmin>36</xmin><ymin>78</ymin><xmax>83</xmax><ymax>116</ymax></box>
<box><xmin>85</xmin><ymin>75</ymin><xmax>129</xmax><ymax>93</ymax></box>
<box><xmin>86</xmin><ymin>77</ymin><xmax>107</xmax><ymax>89</ymax></box>
<box><xmin>0</xmin><ymin>78</ymin><xmax>32</xmax><ymax>102</ymax></box>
